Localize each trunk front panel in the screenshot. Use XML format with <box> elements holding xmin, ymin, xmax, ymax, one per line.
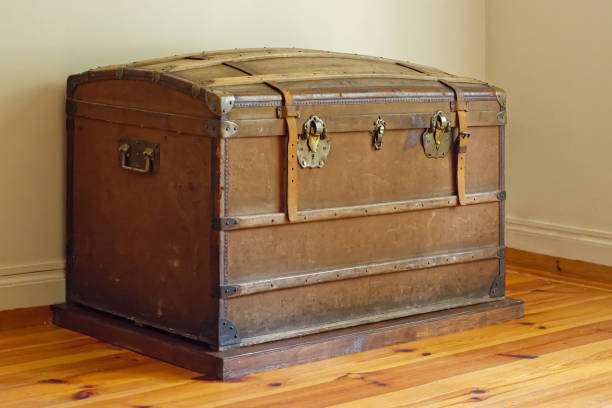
<box><xmin>226</xmin><ymin>203</ymin><xmax>499</xmax><ymax>282</ymax></box>
<box><xmin>226</xmin><ymin>122</ymin><xmax>500</xmax><ymax>216</ymax></box>
<box><xmin>226</xmin><ymin>259</ymin><xmax>500</xmax><ymax>345</ymax></box>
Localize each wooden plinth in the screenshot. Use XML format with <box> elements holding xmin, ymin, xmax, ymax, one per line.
<box><xmin>52</xmin><ymin>299</ymin><xmax>523</xmax><ymax>380</ymax></box>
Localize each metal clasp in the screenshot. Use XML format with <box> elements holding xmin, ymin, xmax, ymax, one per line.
<box><xmin>118</xmin><ymin>138</ymin><xmax>159</xmax><ymax>173</ymax></box>
<box><xmin>298</xmin><ymin>115</ymin><xmax>330</xmax><ymax>168</ymax></box>
<box><xmin>422</xmin><ymin>110</ymin><xmax>452</xmax><ymax>158</ymax></box>
<box><xmin>372</xmin><ymin>116</ymin><xmax>386</xmax><ymax>150</ymax></box>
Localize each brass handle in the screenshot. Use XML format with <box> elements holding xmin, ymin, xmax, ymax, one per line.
<box><xmin>118</xmin><ymin>143</ymin><xmax>155</xmax><ymax>173</ymax></box>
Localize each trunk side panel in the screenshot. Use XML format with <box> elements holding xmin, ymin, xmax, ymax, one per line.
<box><xmin>69</xmin><ymin>117</ymin><xmax>215</xmax><ymax>339</ymax></box>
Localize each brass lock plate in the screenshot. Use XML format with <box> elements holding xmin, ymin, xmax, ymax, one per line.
<box><xmin>372</xmin><ymin>116</ymin><xmax>386</xmax><ymax>150</ymax></box>
<box><xmin>298</xmin><ymin>115</ymin><xmax>330</xmax><ymax>168</ymax></box>
<box><xmin>422</xmin><ymin>110</ymin><xmax>452</xmax><ymax>158</ymax></box>
<box><xmin>118</xmin><ymin>138</ymin><xmax>160</xmax><ymax>173</ymax></box>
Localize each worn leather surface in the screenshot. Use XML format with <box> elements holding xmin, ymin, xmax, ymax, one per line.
<box><xmin>268</xmin><ymin>85</ymin><xmax>299</xmax><ymax>222</ymax></box>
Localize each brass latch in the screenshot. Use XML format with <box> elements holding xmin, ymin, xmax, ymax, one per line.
<box><xmin>118</xmin><ymin>138</ymin><xmax>159</xmax><ymax>173</ymax></box>
<box><xmin>372</xmin><ymin>117</ymin><xmax>386</xmax><ymax>150</ymax></box>
<box><xmin>298</xmin><ymin>115</ymin><xmax>330</xmax><ymax>168</ymax></box>
<box><xmin>422</xmin><ymin>110</ymin><xmax>452</xmax><ymax>158</ymax></box>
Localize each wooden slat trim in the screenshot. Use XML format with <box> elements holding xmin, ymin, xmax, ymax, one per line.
<box><xmin>396</xmin><ymin>61</ymin><xmax>448</xmax><ymax>75</ymax></box>
<box><xmin>94</xmin><ymin>52</ymin><xmax>202</xmax><ymax>71</ymax></box>
<box><xmin>165</xmin><ymin>49</ymin><xmax>453</xmax><ymax>75</ymax></box>
<box><xmin>51</xmin><ymin>298</ymin><xmax>523</xmax><ymax>380</ymax></box>
<box><xmin>69</xmin><ymin>68</ymin><xmax>494</xmax><ymax>112</ymax></box>
<box><xmin>233</xmin><ymin>293</ymin><xmax>503</xmax><ymax>348</ymax></box>
<box><xmin>94</xmin><ymin>48</ymin><xmax>325</xmax><ymax>71</ymax></box>
<box><xmin>217</xmin><ymin>191</ymin><xmax>504</xmax><ymax>231</ymax></box>
<box><xmin>95</xmin><ymin>48</ymin><xmax>449</xmax><ymax>77</ymax></box>
<box><xmin>218</xmin><ymin>298</ymin><xmax>523</xmax><ymax>366</ymax></box>
<box><xmin>68</xmin><ymin>99</ymin><xmax>211</xmax><ymax>137</ymax></box>
<box><xmin>220</xmin><ymin>246</ymin><xmax>502</xmax><ymax>298</ymax></box>
<box><xmin>203</xmin><ymin>72</ymin><xmax>483</xmax><ymax>88</ymax></box>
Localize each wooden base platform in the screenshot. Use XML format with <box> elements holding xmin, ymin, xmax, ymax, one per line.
<box><xmin>52</xmin><ymin>299</ymin><xmax>523</xmax><ymax>380</ymax></box>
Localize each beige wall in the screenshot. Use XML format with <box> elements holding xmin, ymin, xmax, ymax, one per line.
<box><xmin>486</xmin><ymin>0</ymin><xmax>612</xmax><ymax>266</ymax></box>
<box><xmin>5</xmin><ymin>0</ymin><xmax>611</xmax><ymax>312</ymax></box>
<box><xmin>0</xmin><ymin>0</ymin><xmax>486</xmax><ymax>310</ymax></box>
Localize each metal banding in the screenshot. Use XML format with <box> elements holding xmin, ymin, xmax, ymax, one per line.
<box><xmin>217</xmin><ymin>246</ymin><xmax>502</xmax><ymax>298</ymax></box>
<box><xmin>213</xmin><ymin>190</ymin><xmax>503</xmax><ymax>231</ymax></box>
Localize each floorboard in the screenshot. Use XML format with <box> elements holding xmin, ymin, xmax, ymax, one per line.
<box><xmin>0</xmin><ymin>269</ymin><xmax>611</xmax><ymax>407</ymax></box>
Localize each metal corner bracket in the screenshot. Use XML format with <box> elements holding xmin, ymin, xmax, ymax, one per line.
<box><xmin>212</xmin><ymin>217</ymin><xmax>238</xmax><ymax>230</ymax></box>
<box><xmin>204</xmin><ymin>89</ymin><xmax>236</xmax><ymax>116</ymax></box>
<box><xmin>66</xmin><ymin>72</ymin><xmax>89</xmax><ymax>97</ymax></box>
<box><xmin>494</xmin><ymin>87</ymin><xmax>507</xmax><ymax>108</ymax></box>
<box><xmin>204</xmin><ymin>120</ymin><xmax>239</xmax><ymax>138</ymax></box>
<box><xmin>191</xmin><ymin>83</ymin><xmax>201</xmax><ymax>97</ymax></box>
<box><xmin>115</xmin><ymin>65</ymin><xmax>126</xmax><ymax>80</ymax></box>
<box><xmin>490</xmin><ymin>267</ymin><xmax>506</xmax><ymax>298</ymax></box>
<box><xmin>450</xmin><ymin>101</ymin><xmax>469</xmax><ymax>112</ymax></box>
<box><xmin>213</xmin><ymin>285</ymin><xmax>239</xmax><ymax>298</ymax></box>
<box><xmin>219</xmin><ymin>318</ymin><xmax>241</xmax><ymax>347</ymax></box>
<box><xmin>150</xmin><ymin>65</ymin><xmax>175</xmax><ymax>83</ymax></box>
<box><xmin>65</xmin><ymin>99</ymin><xmax>77</xmax><ymax>115</ymax></box>
<box><xmin>494</xmin><ymin>87</ymin><xmax>507</xmax><ymax>124</ymax></box>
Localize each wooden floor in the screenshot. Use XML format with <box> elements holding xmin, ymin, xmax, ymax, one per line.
<box><xmin>1</xmin><ymin>268</ymin><xmax>611</xmax><ymax>407</ymax></box>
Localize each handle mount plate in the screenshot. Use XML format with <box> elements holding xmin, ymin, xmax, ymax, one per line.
<box><xmin>118</xmin><ymin>138</ymin><xmax>160</xmax><ymax>173</ymax></box>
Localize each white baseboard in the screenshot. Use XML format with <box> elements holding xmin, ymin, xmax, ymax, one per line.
<box><xmin>506</xmin><ymin>216</ymin><xmax>612</xmax><ymax>267</ymax></box>
<box><xmin>0</xmin><ymin>261</ymin><xmax>65</xmax><ymax>277</ymax></box>
<box><xmin>0</xmin><ymin>262</ymin><xmax>65</xmax><ymax>311</ymax></box>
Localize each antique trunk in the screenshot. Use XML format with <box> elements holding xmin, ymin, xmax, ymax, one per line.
<box><xmin>61</xmin><ymin>48</ymin><xmax>514</xmax><ymax>359</ymax></box>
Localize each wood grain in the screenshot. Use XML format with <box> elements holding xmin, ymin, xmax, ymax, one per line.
<box><xmin>51</xmin><ymin>298</ymin><xmax>523</xmax><ymax>379</ymax></box>
<box><xmin>0</xmin><ymin>306</ymin><xmax>52</xmax><ymax>331</ymax></box>
<box><xmin>0</xmin><ymin>269</ymin><xmax>611</xmax><ymax>407</ymax></box>
<box><xmin>506</xmin><ymin>247</ymin><xmax>612</xmax><ymax>290</ymax></box>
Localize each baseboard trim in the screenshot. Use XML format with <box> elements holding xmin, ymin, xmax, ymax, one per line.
<box><xmin>0</xmin><ymin>261</ymin><xmax>65</xmax><ymax>277</ymax></box>
<box><xmin>506</xmin><ymin>248</ymin><xmax>612</xmax><ymax>291</ymax></box>
<box><xmin>506</xmin><ymin>216</ymin><xmax>612</xmax><ymax>267</ymax></box>
<box><xmin>0</xmin><ymin>263</ymin><xmax>65</xmax><ymax>311</ymax></box>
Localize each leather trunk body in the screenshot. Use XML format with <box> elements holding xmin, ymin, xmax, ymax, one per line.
<box><xmin>66</xmin><ymin>49</ymin><xmax>507</xmax><ymax>349</ymax></box>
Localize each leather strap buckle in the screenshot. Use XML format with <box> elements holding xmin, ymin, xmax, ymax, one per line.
<box><xmin>276</xmin><ymin>105</ymin><xmax>300</xmax><ymax>118</ymax></box>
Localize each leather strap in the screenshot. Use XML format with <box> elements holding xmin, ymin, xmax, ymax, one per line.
<box><xmin>267</xmin><ymin>82</ymin><xmax>299</xmax><ymax>222</ymax></box>
<box><xmin>439</xmin><ymin>80</ymin><xmax>470</xmax><ymax>205</ymax></box>
<box><xmin>222</xmin><ymin>62</ymin><xmax>299</xmax><ymax>221</ymax></box>
<box><xmin>455</xmin><ymin>110</ymin><xmax>470</xmax><ymax>205</ymax></box>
